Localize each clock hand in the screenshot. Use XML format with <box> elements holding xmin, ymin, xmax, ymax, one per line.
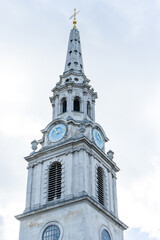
<box><xmin>96</xmin><ymin>133</ymin><xmax>101</xmax><ymax>141</ymax></box>
<box><xmin>56</xmin><ymin>128</ymin><xmax>63</xmax><ymax>134</ymax></box>
<box><xmin>54</xmin><ymin>128</ymin><xmax>58</xmax><ymax>134</ymax></box>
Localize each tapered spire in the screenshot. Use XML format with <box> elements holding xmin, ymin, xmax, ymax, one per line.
<box><xmin>63</xmin><ymin>28</ymin><xmax>84</xmax><ymax>75</ymax></box>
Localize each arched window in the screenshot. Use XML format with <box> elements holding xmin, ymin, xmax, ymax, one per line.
<box><xmin>48</xmin><ymin>162</ymin><xmax>62</xmax><ymax>201</ymax></box>
<box><xmin>42</xmin><ymin>225</ymin><xmax>60</xmax><ymax>240</ymax></box>
<box><xmin>97</xmin><ymin>167</ymin><xmax>104</xmax><ymax>206</ymax></box>
<box><xmin>101</xmin><ymin>229</ymin><xmax>111</xmax><ymax>240</ymax></box>
<box><xmin>87</xmin><ymin>101</ymin><xmax>91</xmax><ymax>118</ymax></box>
<box><xmin>73</xmin><ymin>97</ymin><xmax>80</xmax><ymax>112</ymax></box>
<box><xmin>61</xmin><ymin>98</ymin><xmax>67</xmax><ymax>113</ymax></box>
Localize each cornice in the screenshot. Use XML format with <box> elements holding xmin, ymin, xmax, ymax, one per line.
<box><xmin>15</xmin><ymin>194</ymin><xmax>128</xmax><ymax>230</ymax></box>
<box><xmin>60</xmin><ymin>71</ymin><xmax>86</xmax><ymax>79</ymax></box>
<box><xmin>51</xmin><ymin>81</ymin><xmax>97</xmax><ymax>98</ymax></box>
<box><xmin>24</xmin><ymin>136</ymin><xmax>120</xmax><ymax>172</ymax></box>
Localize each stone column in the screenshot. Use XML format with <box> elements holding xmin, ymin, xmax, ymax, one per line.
<box><xmin>83</xmin><ymin>150</ymin><xmax>88</xmax><ymax>194</ymax></box>
<box><xmin>91</xmin><ymin>156</ymin><xmax>96</xmax><ymax>199</ymax></box>
<box><xmin>65</xmin><ymin>152</ymin><xmax>73</xmax><ymax>199</ymax></box>
<box><xmin>24</xmin><ymin>165</ymin><xmax>33</xmax><ymax>212</ymax></box>
<box><xmin>92</xmin><ymin>99</ymin><xmax>95</xmax><ymax>123</ymax></box>
<box><xmin>67</xmin><ymin>87</ymin><xmax>72</xmax><ymax>117</ymax></box>
<box><xmin>52</xmin><ymin>101</ymin><xmax>55</xmax><ymax>120</ymax></box>
<box><xmin>54</xmin><ymin>93</ymin><xmax>59</xmax><ymax>119</ymax></box>
<box><xmin>33</xmin><ymin>162</ymin><xmax>43</xmax><ymax>209</ymax></box>
<box><xmin>108</xmin><ymin>170</ymin><xmax>114</xmax><ymax>212</ymax></box>
<box><xmin>113</xmin><ymin>175</ymin><xmax>118</xmax><ymax>216</ymax></box>
<box><xmin>73</xmin><ymin>151</ymin><xmax>79</xmax><ymax>196</ymax></box>
<box><xmin>83</xmin><ymin>89</ymin><xmax>87</xmax><ymax>120</ymax></box>
<box><xmin>78</xmin><ymin>150</ymin><xmax>84</xmax><ymax>195</ymax></box>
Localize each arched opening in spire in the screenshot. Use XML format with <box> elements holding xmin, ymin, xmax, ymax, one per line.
<box><xmin>73</xmin><ymin>97</ymin><xmax>80</xmax><ymax>112</ymax></box>
<box><xmin>87</xmin><ymin>101</ymin><xmax>91</xmax><ymax>118</ymax></box>
<box><xmin>67</xmin><ymin>62</ymin><xmax>71</xmax><ymax>68</ymax></box>
<box><xmin>74</xmin><ymin>62</ymin><xmax>78</xmax><ymax>67</ymax></box>
<box><xmin>61</xmin><ymin>98</ymin><xmax>67</xmax><ymax>113</ymax></box>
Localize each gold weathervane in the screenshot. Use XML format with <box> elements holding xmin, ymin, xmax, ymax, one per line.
<box><xmin>69</xmin><ymin>8</ymin><xmax>80</xmax><ymax>28</ymax></box>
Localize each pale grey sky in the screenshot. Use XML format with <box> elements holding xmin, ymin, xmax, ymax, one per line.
<box><xmin>0</xmin><ymin>1</ymin><xmax>160</xmax><ymax>240</ymax></box>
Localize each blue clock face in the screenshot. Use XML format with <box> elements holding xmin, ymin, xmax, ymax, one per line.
<box><xmin>101</xmin><ymin>229</ymin><xmax>111</xmax><ymax>240</ymax></box>
<box><xmin>93</xmin><ymin>129</ymin><xmax>104</xmax><ymax>149</ymax></box>
<box><xmin>48</xmin><ymin>124</ymin><xmax>67</xmax><ymax>143</ymax></box>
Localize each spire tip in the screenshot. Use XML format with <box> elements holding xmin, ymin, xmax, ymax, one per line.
<box><xmin>69</xmin><ymin>8</ymin><xmax>80</xmax><ymax>29</ymax></box>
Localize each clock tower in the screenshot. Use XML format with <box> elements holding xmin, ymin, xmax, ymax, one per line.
<box><xmin>16</xmin><ymin>14</ymin><xmax>127</xmax><ymax>240</ymax></box>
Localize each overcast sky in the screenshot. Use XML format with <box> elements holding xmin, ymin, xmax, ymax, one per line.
<box><xmin>0</xmin><ymin>0</ymin><xmax>160</xmax><ymax>240</ymax></box>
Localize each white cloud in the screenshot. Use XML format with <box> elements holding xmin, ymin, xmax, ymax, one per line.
<box><xmin>146</xmin><ymin>86</ymin><xmax>160</xmax><ymax>137</ymax></box>
<box><xmin>119</xmin><ymin>156</ymin><xmax>160</xmax><ymax>239</ymax></box>
<box><xmin>156</xmin><ymin>0</ymin><xmax>160</xmax><ymax>7</ymax></box>
<box><xmin>0</xmin><ymin>206</ymin><xmax>21</xmax><ymax>240</ymax></box>
<box><xmin>0</xmin><ymin>215</ymin><xmax>4</xmax><ymax>225</ymax></box>
<box><xmin>0</xmin><ymin>1</ymin><xmax>160</xmax><ymax>240</ymax></box>
<box><xmin>98</xmin><ymin>0</ymin><xmax>160</xmax><ymax>40</ymax></box>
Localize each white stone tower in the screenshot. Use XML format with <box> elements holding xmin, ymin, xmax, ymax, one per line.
<box><xmin>16</xmin><ymin>13</ymin><xmax>127</xmax><ymax>240</ymax></box>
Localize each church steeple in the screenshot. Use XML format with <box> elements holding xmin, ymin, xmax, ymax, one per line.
<box><xmin>16</xmin><ymin>17</ymin><xmax>128</xmax><ymax>240</ymax></box>
<box><xmin>64</xmin><ymin>28</ymin><xmax>84</xmax><ymax>75</ymax></box>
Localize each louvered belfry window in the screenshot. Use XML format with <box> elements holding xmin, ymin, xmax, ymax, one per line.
<box><xmin>48</xmin><ymin>162</ymin><xmax>62</xmax><ymax>201</ymax></box>
<box><xmin>97</xmin><ymin>166</ymin><xmax>104</xmax><ymax>205</ymax></box>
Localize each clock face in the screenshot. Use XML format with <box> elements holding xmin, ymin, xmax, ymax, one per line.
<box><xmin>93</xmin><ymin>129</ymin><xmax>104</xmax><ymax>149</ymax></box>
<box><xmin>101</xmin><ymin>229</ymin><xmax>111</xmax><ymax>240</ymax></box>
<box><xmin>48</xmin><ymin>124</ymin><xmax>67</xmax><ymax>143</ymax></box>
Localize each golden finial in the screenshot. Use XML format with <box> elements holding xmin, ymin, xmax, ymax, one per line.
<box><xmin>69</xmin><ymin>8</ymin><xmax>80</xmax><ymax>28</ymax></box>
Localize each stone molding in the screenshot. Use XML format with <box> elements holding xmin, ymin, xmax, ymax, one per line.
<box><xmin>15</xmin><ymin>194</ymin><xmax>128</xmax><ymax>231</ymax></box>
<box><xmin>25</xmin><ymin>137</ymin><xmax>119</xmax><ymax>172</ymax></box>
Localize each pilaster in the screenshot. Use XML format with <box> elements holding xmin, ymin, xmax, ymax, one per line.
<box><xmin>24</xmin><ymin>165</ymin><xmax>33</xmax><ymax>212</ymax></box>
<box><xmin>108</xmin><ymin>170</ymin><xmax>114</xmax><ymax>213</ymax></box>
<box><xmin>67</xmin><ymin>87</ymin><xmax>72</xmax><ymax>117</ymax></box>
<box><xmin>82</xmin><ymin>150</ymin><xmax>88</xmax><ymax>194</ymax></box>
<box><xmin>73</xmin><ymin>150</ymin><xmax>79</xmax><ymax>196</ymax></box>
<box><xmin>92</xmin><ymin>99</ymin><xmax>95</xmax><ymax>123</ymax></box>
<box><xmin>90</xmin><ymin>155</ymin><xmax>96</xmax><ymax>199</ymax></box>
<box><xmin>54</xmin><ymin>93</ymin><xmax>59</xmax><ymax>119</ymax></box>
<box><xmin>113</xmin><ymin>175</ymin><xmax>118</xmax><ymax>217</ymax></box>
<box><xmin>83</xmin><ymin>89</ymin><xmax>87</xmax><ymax>120</ymax></box>
<box><xmin>33</xmin><ymin>162</ymin><xmax>43</xmax><ymax>209</ymax></box>
<box><xmin>51</xmin><ymin>101</ymin><xmax>55</xmax><ymax>121</ymax></box>
<box><xmin>65</xmin><ymin>152</ymin><xmax>73</xmax><ymax>199</ymax></box>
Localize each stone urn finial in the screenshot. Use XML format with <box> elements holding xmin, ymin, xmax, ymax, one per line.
<box><xmin>107</xmin><ymin>150</ymin><xmax>114</xmax><ymax>160</ymax></box>
<box><xmin>31</xmin><ymin>140</ymin><xmax>38</xmax><ymax>154</ymax></box>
